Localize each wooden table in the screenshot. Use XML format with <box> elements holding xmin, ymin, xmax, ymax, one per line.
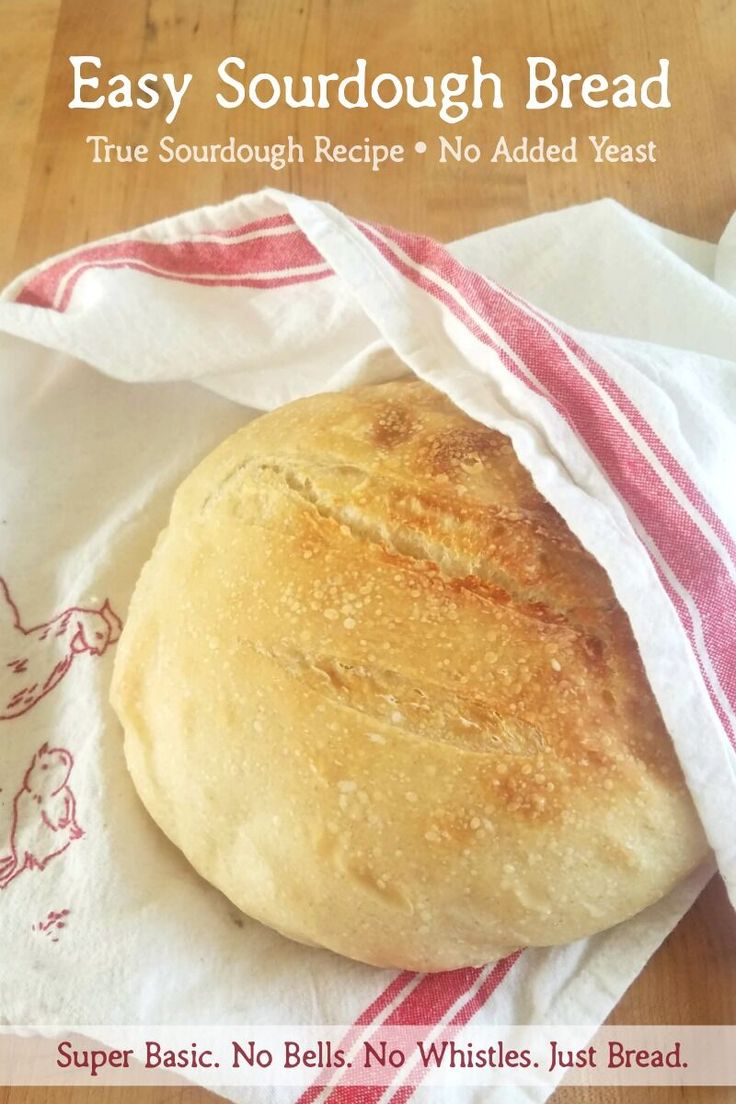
<box><xmin>1</xmin><ymin>2</ymin><xmax>735</xmax><ymax>1102</ymax></box>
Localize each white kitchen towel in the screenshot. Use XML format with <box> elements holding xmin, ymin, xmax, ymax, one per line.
<box><xmin>0</xmin><ymin>190</ymin><xmax>734</xmax><ymax>1104</ymax></box>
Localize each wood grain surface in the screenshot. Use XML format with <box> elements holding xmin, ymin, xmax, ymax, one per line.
<box><xmin>1</xmin><ymin>1</ymin><xmax>735</xmax><ymax>1102</ymax></box>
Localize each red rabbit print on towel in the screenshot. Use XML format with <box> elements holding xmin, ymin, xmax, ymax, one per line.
<box><xmin>0</xmin><ymin>743</ymin><xmax>83</xmax><ymax>889</ymax></box>
<box><xmin>1</xmin><ymin>576</ymin><xmax>121</xmax><ymax>720</ymax></box>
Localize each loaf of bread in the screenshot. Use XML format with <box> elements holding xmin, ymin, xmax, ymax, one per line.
<box><xmin>110</xmin><ymin>378</ymin><xmax>707</xmax><ymax>971</ymax></box>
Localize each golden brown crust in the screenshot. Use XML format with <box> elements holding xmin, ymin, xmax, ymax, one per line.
<box><xmin>111</xmin><ymin>378</ymin><xmax>708</xmax><ymax>971</ymax></box>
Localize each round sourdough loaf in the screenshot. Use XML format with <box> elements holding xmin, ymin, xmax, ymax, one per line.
<box><xmin>111</xmin><ymin>378</ymin><xmax>707</xmax><ymax>971</ymax></box>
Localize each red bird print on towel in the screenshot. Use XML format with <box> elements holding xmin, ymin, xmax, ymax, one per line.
<box><xmin>1</xmin><ymin>577</ymin><xmax>121</xmax><ymax>720</ymax></box>
<box><xmin>0</xmin><ymin>743</ymin><xmax>83</xmax><ymax>889</ymax></box>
